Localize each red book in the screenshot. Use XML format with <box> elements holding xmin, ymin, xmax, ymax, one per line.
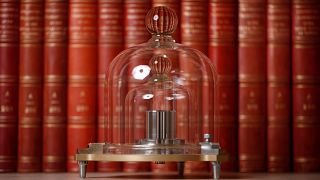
<box><xmin>124</xmin><ymin>0</ymin><xmax>151</xmax><ymax>49</ymax></box>
<box><xmin>97</xmin><ymin>0</ymin><xmax>123</xmax><ymax>172</ymax></box>
<box><xmin>181</xmin><ymin>0</ymin><xmax>208</xmax><ymax>54</ymax></box>
<box><xmin>43</xmin><ymin>0</ymin><xmax>68</xmax><ymax>172</ymax></box>
<box><xmin>208</xmin><ymin>0</ymin><xmax>238</xmax><ymax>171</ymax></box>
<box><xmin>150</xmin><ymin>0</ymin><xmax>180</xmax><ymax>173</ymax></box>
<box><xmin>150</xmin><ymin>163</ymin><xmax>177</xmax><ymax>173</ymax></box>
<box><xmin>122</xmin><ymin>0</ymin><xmax>151</xmax><ymax>172</ymax></box>
<box><xmin>181</xmin><ymin>0</ymin><xmax>209</xmax><ymax>173</ymax></box>
<box><xmin>67</xmin><ymin>0</ymin><xmax>97</xmax><ymax>172</ymax></box>
<box><xmin>0</xmin><ymin>0</ymin><xmax>19</xmax><ymax>172</ymax></box>
<box><xmin>18</xmin><ymin>0</ymin><xmax>44</xmax><ymax>172</ymax></box>
<box><xmin>266</xmin><ymin>0</ymin><xmax>291</xmax><ymax>172</ymax></box>
<box><xmin>238</xmin><ymin>0</ymin><xmax>266</xmax><ymax>172</ymax></box>
<box><xmin>292</xmin><ymin>0</ymin><xmax>320</xmax><ymax>172</ymax></box>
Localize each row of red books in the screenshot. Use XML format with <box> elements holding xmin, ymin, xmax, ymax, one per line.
<box><xmin>0</xmin><ymin>0</ymin><xmax>319</xmax><ymax>173</ymax></box>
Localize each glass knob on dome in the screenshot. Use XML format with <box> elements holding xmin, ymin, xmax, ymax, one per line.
<box><xmin>149</xmin><ymin>54</ymin><xmax>172</xmax><ymax>75</ymax></box>
<box><xmin>145</xmin><ymin>6</ymin><xmax>178</xmax><ymax>35</ymax></box>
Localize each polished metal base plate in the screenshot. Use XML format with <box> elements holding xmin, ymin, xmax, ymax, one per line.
<box><xmin>76</xmin><ymin>137</ymin><xmax>226</xmax><ymax>180</ymax></box>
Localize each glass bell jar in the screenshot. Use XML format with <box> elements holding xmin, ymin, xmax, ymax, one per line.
<box><xmin>76</xmin><ymin>6</ymin><xmax>225</xmax><ymax>179</ymax></box>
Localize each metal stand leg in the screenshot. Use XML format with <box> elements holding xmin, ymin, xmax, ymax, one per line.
<box><xmin>78</xmin><ymin>161</ymin><xmax>88</xmax><ymax>178</ymax></box>
<box><xmin>177</xmin><ymin>162</ymin><xmax>184</xmax><ymax>176</ymax></box>
<box><xmin>212</xmin><ymin>161</ymin><xmax>220</xmax><ymax>180</ymax></box>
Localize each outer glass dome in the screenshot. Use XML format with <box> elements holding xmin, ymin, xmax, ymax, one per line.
<box><xmin>104</xmin><ymin>6</ymin><xmax>218</xmax><ymax>155</ymax></box>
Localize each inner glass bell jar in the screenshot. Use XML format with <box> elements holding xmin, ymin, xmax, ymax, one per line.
<box><xmin>76</xmin><ymin>6</ymin><xmax>225</xmax><ymax>179</ymax></box>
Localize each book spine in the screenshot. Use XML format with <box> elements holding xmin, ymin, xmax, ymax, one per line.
<box><xmin>97</xmin><ymin>0</ymin><xmax>123</xmax><ymax>172</ymax></box>
<box><xmin>43</xmin><ymin>0</ymin><xmax>68</xmax><ymax>172</ymax></box>
<box><xmin>18</xmin><ymin>0</ymin><xmax>43</xmax><ymax>172</ymax></box>
<box><xmin>67</xmin><ymin>0</ymin><xmax>97</xmax><ymax>172</ymax></box>
<box><xmin>124</xmin><ymin>0</ymin><xmax>151</xmax><ymax>49</ymax></box>
<box><xmin>292</xmin><ymin>0</ymin><xmax>320</xmax><ymax>172</ymax></box>
<box><xmin>0</xmin><ymin>0</ymin><xmax>19</xmax><ymax>172</ymax></box>
<box><xmin>208</xmin><ymin>0</ymin><xmax>238</xmax><ymax>171</ymax></box>
<box><xmin>181</xmin><ymin>0</ymin><xmax>209</xmax><ymax>173</ymax></box>
<box><xmin>152</xmin><ymin>0</ymin><xmax>180</xmax><ymax>42</ymax></box>
<box><xmin>150</xmin><ymin>0</ymin><xmax>180</xmax><ymax>173</ymax></box>
<box><xmin>181</xmin><ymin>0</ymin><xmax>208</xmax><ymax>54</ymax></box>
<box><xmin>267</xmin><ymin>0</ymin><xmax>291</xmax><ymax>172</ymax></box>
<box><xmin>238</xmin><ymin>0</ymin><xmax>267</xmax><ymax>172</ymax></box>
<box><xmin>123</xmin><ymin>0</ymin><xmax>151</xmax><ymax>172</ymax></box>
<box><xmin>150</xmin><ymin>163</ymin><xmax>177</xmax><ymax>173</ymax></box>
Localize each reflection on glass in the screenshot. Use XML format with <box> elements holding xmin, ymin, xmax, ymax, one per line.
<box><xmin>132</xmin><ymin>65</ymin><xmax>151</xmax><ymax>80</ymax></box>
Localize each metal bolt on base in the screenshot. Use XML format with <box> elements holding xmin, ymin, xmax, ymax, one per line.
<box><xmin>78</xmin><ymin>161</ymin><xmax>88</xmax><ymax>179</ymax></box>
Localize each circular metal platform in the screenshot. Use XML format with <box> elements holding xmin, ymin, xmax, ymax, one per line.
<box><xmin>75</xmin><ymin>153</ymin><xmax>227</xmax><ymax>162</ymax></box>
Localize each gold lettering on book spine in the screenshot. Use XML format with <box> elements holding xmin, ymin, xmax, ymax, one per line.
<box><xmin>0</xmin><ymin>105</ymin><xmax>14</xmax><ymax>113</ymax></box>
<box><xmin>267</xmin><ymin>2</ymin><xmax>290</xmax><ymax>44</ymax></box>
<box><xmin>44</xmin><ymin>124</ymin><xmax>66</xmax><ymax>128</ymax></box>
<box><xmin>68</xmin><ymin>124</ymin><xmax>95</xmax><ymax>129</ymax></box>
<box><xmin>209</xmin><ymin>0</ymin><xmax>237</xmax><ymax>44</ymax></box>
<box><xmin>20</xmin><ymin>1</ymin><xmax>44</xmax><ymax>43</ymax></box>
<box><xmin>239</xmin><ymin>2</ymin><xmax>266</xmax><ymax>44</ymax></box>
<box><xmin>239</xmin><ymin>154</ymin><xmax>264</xmax><ymax>161</ymax></box>
<box><xmin>293</xmin><ymin>3</ymin><xmax>320</xmax><ymax>44</ymax></box>
<box><xmin>44</xmin><ymin>1</ymin><xmax>67</xmax><ymax>43</ymax></box>
<box><xmin>0</xmin><ymin>3</ymin><xmax>19</xmax><ymax>42</ymax></box>
<box><xmin>294</xmin><ymin>157</ymin><xmax>320</xmax><ymax>163</ymax></box>
<box><xmin>268</xmin><ymin>156</ymin><xmax>289</xmax><ymax>162</ymax></box>
<box><xmin>18</xmin><ymin>156</ymin><xmax>40</xmax><ymax>163</ymax></box>
<box><xmin>0</xmin><ymin>156</ymin><xmax>15</xmax><ymax>163</ymax></box>
<box><xmin>43</xmin><ymin>156</ymin><xmax>65</xmax><ymax>163</ymax></box>
<box><xmin>44</xmin><ymin>116</ymin><xmax>65</xmax><ymax>124</ymax></box>
<box><xmin>45</xmin><ymin>75</ymin><xmax>66</xmax><ymax>83</ymax></box>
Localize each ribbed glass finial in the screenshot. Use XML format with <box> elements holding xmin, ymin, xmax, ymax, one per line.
<box><xmin>145</xmin><ymin>6</ymin><xmax>178</xmax><ymax>35</ymax></box>
<box><xmin>149</xmin><ymin>54</ymin><xmax>172</xmax><ymax>75</ymax></box>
